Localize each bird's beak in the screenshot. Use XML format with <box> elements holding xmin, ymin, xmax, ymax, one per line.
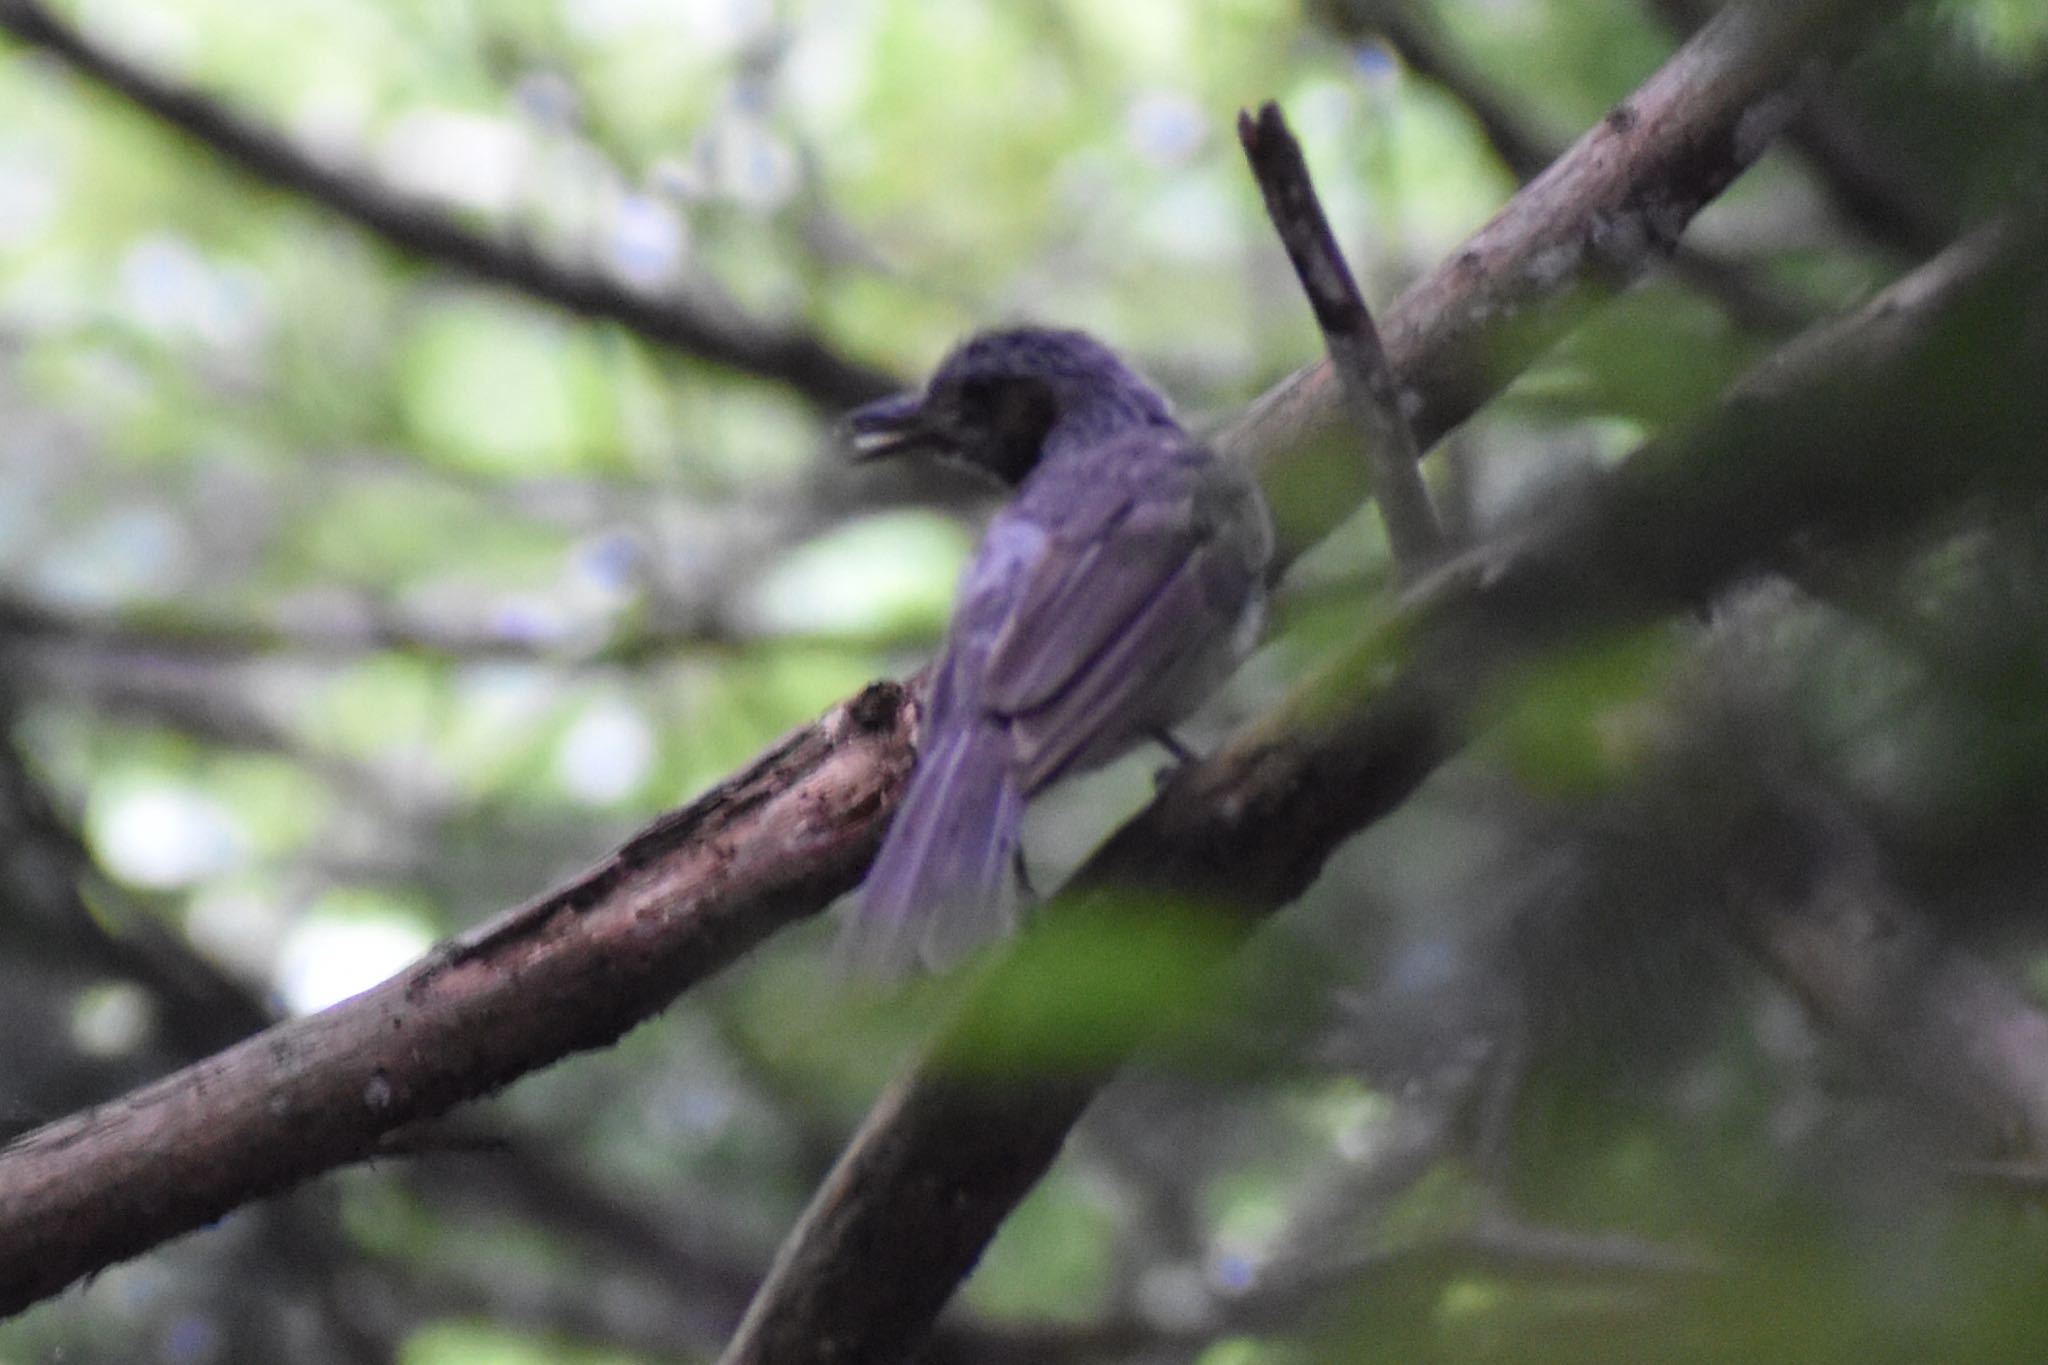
<box><xmin>841</xmin><ymin>391</ymin><xmax>941</xmax><ymax>462</ymax></box>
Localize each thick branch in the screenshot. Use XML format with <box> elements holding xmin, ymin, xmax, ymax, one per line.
<box><xmin>1319</xmin><ymin>0</ymin><xmax>1810</xmax><ymax>336</ymax></box>
<box><xmin>1225</xmin><ymin>0</ymin><xmax>1902</xmax><ymax>567</ymax></box>
<box><xmin>717</xmin><ymin>211</ymin><xmax>2047</xmax><ymax>1365</ymax></box>
<box><xmin>0</xmin><ymin>0</ymin><xmax>897</xmax><ymax>411</ymax></box>
<box><xmin>0</xmin><ymin>682</ymin><xmax>916</xmax><ymax>1313</ymax></box>
<box><xmin>0</xmin><ymin>0</ymin><xmax>1916</xmax><ymax>1315</ymax></box>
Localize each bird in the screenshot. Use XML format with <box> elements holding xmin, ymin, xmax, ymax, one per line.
<box><xmin>839</xmin><ymin>326</ymin><xmax>1274</xmax><ymax>974</ymax></box>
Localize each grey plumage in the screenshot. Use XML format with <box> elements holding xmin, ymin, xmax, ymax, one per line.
<box><xmin>841</xmin><ymin>328</ymin><xmax>1273</xmax><ymax>975</ymax></box>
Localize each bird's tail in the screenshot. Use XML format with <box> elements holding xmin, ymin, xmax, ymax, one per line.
<box><xmin>840</xmin><ymin>719</ymin><xmax>1025</xmax><ymax>977</ymax></box>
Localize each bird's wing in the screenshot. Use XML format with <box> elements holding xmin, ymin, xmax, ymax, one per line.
<box><xmin>841</xmin><ymin>714</ymin><xmax>1024</xmax><ymax>977</ymax></box>
<box><xmin>979</xmin><ymin>484</ymin><xmax>1254</xmax><ymax>791</ymax></box>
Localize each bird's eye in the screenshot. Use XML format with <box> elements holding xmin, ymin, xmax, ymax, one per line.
<box><xmin>955</xmin><ymin>375</ymin><xmax>1001</xmax><ymax>417</ymax></box>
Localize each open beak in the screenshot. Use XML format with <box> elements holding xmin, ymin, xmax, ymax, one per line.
<box><xmin>841</xmin><ymin>391</ymin><xmax>941</xmax><ymax>462</ymax></box>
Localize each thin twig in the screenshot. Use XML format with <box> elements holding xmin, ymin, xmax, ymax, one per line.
<box><xmin>0</xmin><ymin>0</ymin><xmax>1932</xmax><ymax>1317</ymax></box>
<box><xmin>0</xmin><ymin>590</ymin><xmax>934</xmax><ymax>669</ymax></box>
<box><xmin>1325</xmin><ymin>0</ymin><xmax>1811</xmax><ymax>336</ymax></box>
<box><xmin>0</xmin><ymin>0</ymin><xmax>896</xmax><ymax>411</ymax></box>
<box><xmin>1238</xmin><ymin>101</ymin><xmax>1448</xmax><ymax>578</ymax></box>
<box><xmin>715</xmin><ymin>194</ymin><xmax>2039</xmax><ymax>1365</ymax></box>
<box><xmin>1223</xmin><ymin>0</ymin><xmax>1892</xmax><ymax>573</ymax></box>
<box><xmin>0</xmin><ymin>680</ymin><xmax>920</xmax><ymax>1315</ymax></box>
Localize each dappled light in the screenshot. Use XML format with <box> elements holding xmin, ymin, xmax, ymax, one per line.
<box><xmin>2</xmin><ymin>2</ymin><xmax>2047</xmax><ymax>1363</ymax></box>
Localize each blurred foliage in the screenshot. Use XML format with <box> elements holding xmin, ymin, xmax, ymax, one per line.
<box><xmin>1478</xmin><ymin>626</ymin><xmax>1680</xmax><ymax>798</ymax></box>
<box><xmin>2</xmin><ymin>0</ymin><xmax>2047</xmax><ymax>1363</ymax></box>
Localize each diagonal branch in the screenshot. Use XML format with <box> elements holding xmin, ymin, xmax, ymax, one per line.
<box><xmin>0</xmin><ymin>587</ymin><xmax>927</xmax><ymax>668</ymax></box>
<box><xmin>0</xmin><ymin>723</ymin><xmax>273</xmax><ymax>1073</ymax></box>
<box><xmin>1319</xmin><ymin>0</ymin><xmax>1812</xmax><ymax>337</ymax></box>
<box><xmin>0</xmin><ymin>681</ymin><xmax>918</xmax><ymax>1315</ymax></box>
<box><xmin>1239</xmin><ymin>100</ymin><xmax>1446</xmax><ymax>578</ymax></box>
<box><xmin>0</xmin><ymin>0</ymin><xmax>897</xmax><ymax>412</ymax></box>
<box><xmin>1228</xmin><ymin>0</ymin><xmax>1904</xmax><ymax>569</ymax></box>
<box><xmin>714</xmin><ymin>215</ymin><xmax>2045</xmax><ymax>1365</ymax></box>
<box><xmin>1644</xmin><ymin>0</ymin><xmax>1961</xmax><ymax>257</ymax></box>
<box><xmin>0</xmin><ymin>0</ymin><xmax>1917</xmax><ymax>1317</ymax></box>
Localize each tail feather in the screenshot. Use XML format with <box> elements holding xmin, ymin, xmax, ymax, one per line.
<box><xmin>841</xmin><ymin>720</ymin><xmax>1024</xmax><ymax>977</ymax></box>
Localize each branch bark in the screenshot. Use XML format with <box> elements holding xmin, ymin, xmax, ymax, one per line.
<box><xmin>0</xmin><ymin>0</ymin><xmax>1922</xmax><ymax>1318</ymax></box>
<box><xmin>1239</xmin><ymin>100</ymin><xmax>1446</xmax><ymax>578</ymax></box>
<box><xmin>1317</xmin><ymin>0</ymin><xmax>1811</xmax><ymax>336</ymax></box>
<box><xmin>1645</xmin><ymin>0</ymin><xmax>1962</xmax><ymax>257</ymax></box>
<box><xmin>1226</xmin><ymin>0</ymin><xmax>1898</xmax><ymax>568</ymax></box>
<box><xmin>0</xmin><ymin>682</ymin><xmax>917</xmax><ymax>1314</ymax></box>
<box><xmin>0</xmin><ymin>0</ymin><xmax>898</xmax><ymax>412</ymax></box>
<box><xmin>715</xmin><ymin>208</ymin><xmax>2045</xmax><ymax>1365</ymax></box>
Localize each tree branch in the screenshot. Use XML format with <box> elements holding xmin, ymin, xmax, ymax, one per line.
<box><xmin>0</xmin><ymin>0</ymin><xmax>1922</xmax><ymax>1317</ymax></box>
<box><xmin>0</xmin><ymin>705</ymin><xmax>272</xmax><ymax>1066</ymax></box>
<box><xmin>1317</xmin><ymin>0</ymin><xmax>1813</xmax><ymax>336</ymax></box>
<box><xmin>1227</xmin><ymin>0</ymin><xmax>1901</xmax><ymax>569</ymax></box>
<box><xmin>0</xmin><ymin>588</ymin><xmax>928</xmax><ymax>670</ymax></box>
<box><xmin>1644</xmin><ymin>0</ymin><xmax>1961</xmax><ymax>257</ymax></box>
<box><xmin>715</xmin><ymin>203</ymin><xmax>2045</xmax><ymax>1365</ymax></box>
<box><xmin>0</xmin><ymin>681</ymin><xmax>917</xmax><ymax>1314</ymax></box>
<box><xmin>1239</xmin><ymin>100</ymin><xmax>1446</xmax><ymax>578</ymax></box>
<box><xmin>0</xmin><ymin>0</ymin><xmax>898</xmax><ymax>412</ymax></box>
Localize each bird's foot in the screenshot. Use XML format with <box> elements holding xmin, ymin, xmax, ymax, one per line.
<box><xmin>1147</xmin><ymin>727</ymin><xmax>1200</xmax><ymax>789</ymax></box>
<box><xmin>1011</xmin><ymin>845</ymin><xmax>1040</xmax><ymax>904</ymax></box>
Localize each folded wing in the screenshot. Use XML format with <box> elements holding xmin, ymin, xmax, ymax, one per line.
<box><xmin>980</xmin><ymin>477</ymin><xmax>1256</xmax><ymax>791</ymax></box>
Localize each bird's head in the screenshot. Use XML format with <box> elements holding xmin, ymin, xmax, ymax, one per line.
<box><xmin>842</xmin><ymin>327</ymin><xmax>1174</xmax><ymax>487</ymax></box>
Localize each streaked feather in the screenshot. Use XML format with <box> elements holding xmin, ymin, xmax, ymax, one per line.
<box><xmin>844</xmin><ymin>332</ymin><xmax>1270</xmax><ymax>976</ymax></box>
<box><xmin>839</xmin><ymin>718</ymin><xmax>1024</xmax><ymax>977</ymax></box>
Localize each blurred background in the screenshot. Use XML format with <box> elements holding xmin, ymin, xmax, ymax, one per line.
<box><xmin>3</xmin><ymin>0</ymin><xmax>2047</xmax><ymax>1361</ymax></box>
